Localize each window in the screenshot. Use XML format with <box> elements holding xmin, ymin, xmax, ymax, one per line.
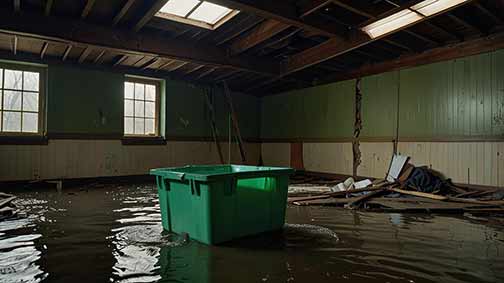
<box><xmin>156</xmin><ymin>0</ymin><xmax>239</xmax><ymax>30</ymax></box>
<box><xmin>0</xmin><ymin>66</ymin><xmax>43</xmax><ymax>135</ymax></box>
<box><xmin>124</xmin><ymin>78</ymin><xmax>160</xmax><ymax>137</ymax></box>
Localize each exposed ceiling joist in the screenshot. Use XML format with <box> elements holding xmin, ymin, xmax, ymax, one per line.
<box><xmin>113</xmin><ymin>54</ymin><xmax>128</xmax><ymax>66</ymax></box>
<box><xmin>206</xmin><ymin>0</ymin><xmax>344</xmax><ymax>38</ymax></box>
<box><xmin>40</xmin><ymin>42</ymin><xmax>49</xmax><ymax>59</ymax></box>
<box><xmin>81</xmin><ymin>0</ymin><xmax>96</xmax><ymax>19</ymax></box>
<box><xmin>446</xmin><ymin>13</ymin><xmax>483</xmax><ymax>35</ymax></box>
<box><xmin>184</xmin><ymin>64</ymin><xmax>204</xmax><ymax>75</ymax></box>
<box><xmin>62</xmin><ymin>44</ymin><xmax>72</xmax><ymax>61</ymax></box>
<box><xmin>13</xmin><ymin>0</ymin><xmax>20</xmax><ymax>13</ymax></box>
<box><xmin>284</xmin><ymin>0</ymin><xmax>473</xmax><ymax>77</ymax></box>
<box><xmin>0</xmin><ymin>10</ymin><xmax>279</xmax><ymax>76</ymax></box>
<box><xmin>94</xmin><ymin>49</ymin><xmax>106</xmax><ymax>64</ymax></box>
<box><xmin>229</xmin><ymin>20</ymin><xmax>290</xmax><ymax>55</ymax></box>
<box><xmin>45</xmin><ymin>0</ymin><xmax>54</xmax><ymax>16</ymax></box>
<box><xmin>197</xmin><ymin>67</ymin><xmax>216</xmax><ymax>80</ymax></box>
<box><xmin>113</xmin><ymin>0</ymin><xmax>135</xmax><ymax>26</ymax></box>
<box><xmin>78</xmin><ymin>47</ymin><xmax>92</xmax><ymax>63</ymax></box>
<box><xmin>299</xmin><ymin>0</ymin><xmax>333</xmax><ymax>18</ymax></box>
<box><xmin>140</xmin><ymin>57</ymin><xmax>160</xmax><ymax>70</ymax></box>
<box><xmin>320</xmin><ymin>32</ymin><xmax>504</xmax><ymax>84</ymax></box>
<box><xmin>473</xmin><ymin>2</ymin><xmax>503</xmax><ymax>26</ymax></box>
<box><xmin>133</xmin><ymin>0</ymin><xmax>169</xmax><ymax>32</ymax></box>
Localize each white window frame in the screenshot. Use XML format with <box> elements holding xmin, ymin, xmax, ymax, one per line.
<box><xmin>0</xmin><ymin>62</ymin><xmax>46</xmax><ymax>136</ymax></box>
<box><xmin>123</xmin><ymin>76</ymin><xmax>161</xmax><ymax>137</ymax></box>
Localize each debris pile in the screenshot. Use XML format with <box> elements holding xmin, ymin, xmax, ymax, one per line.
<box><xmin>288</xmin><ymin>155</ymin><xmax>504</xmax><ymax>215</ymax></box>
<box><xmin>0</xmin><ymin>192</ymin><xmax>16</xmax><ymax>221</ymax></box>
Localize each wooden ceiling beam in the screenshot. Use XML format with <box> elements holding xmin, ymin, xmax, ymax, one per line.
<box><xmin>40</xmin><ymin>42</ymin><xmax>49</xmax><ymax>59</ymax></box>
<box><xmin>78</xmin><ymin>46</ymin><xmax>92</xmax><ymax>63</ymax></box>
<box><xmin>473</xmin><ymin>2</ymin><xmax>504</xmax><ymax>26</ymax></box>
<box><xmin>140</xmin><ymin>57</ymin><xmax>160</xmax><ymax>70</ymax></box>
<box><xmin>214</xmin><ymin>16</ymin><xmax>264</xmax><ymax>45</ymax></box>
<box><xmin>113</xmin><ymin>54</ymin><xmax>128</xmax><ymax>66</ymax></box>
<box><xmin>13</xmin><ymin>0</ymin><xmax>20</xmax><ymax>13</ymax></box>
<box><xmin>133</xmin><ymin>0</ymin><xmax>169</xmax><ymax>32</ymax></box>
<box><xmin>93</xmin><ymin>49</ymin><xmax>106</xmax><ymax>64</ymax></box>
<box><xmin>45</xmin><ymin>0</ymin><xmax>54</xmax><ymax>16</ymax></box>
<box><xmin>299</xmin><ymin>0</ymin><xmax>333</xmax><ymax>18</ymax></box>
<box><xmin>206</xmin><ymin>0</ymin><xmax>344</xmax><ymax>38</ymax></box>
<box><xmin>197</xmin><ymin>67</ymin><xmax>217</xmax><ymax>80</ymax></box>
<box><xmin>163</xmin><ymin>61</ymin><xmax>188</xmax><ymax>72</ymax></box>
<box><xmin>320</xmin><ymin>31</ymin><xmax>504</xmax><ymax>84</ymax></box>
<box><xmin>0</xmin><ymin>10</ymin><xmax>279</xmax><ymax>76</ymax></box>
<box><xmin>229</xmin><ymin>20</ymin><xmax>290</xmax><ymax>55</ymax></box>
<box><xmin>81</xmin><ymin>0</ymin><xmax>96</xmax><ymax>19</ymax></box>
<box><xmin>183</xmin><ymin>64</ymin><xmax>204</xmax><ymax>75</ymax></box>
<box><xmin>447</xmin><ymin>13</ymin><xmax>483</xmax><ymax>35</ymax></box>
<box><xmin>284</xmin><ymin>0</ymin><xmax>473</xmax><ymax>76</ymax></box>
<box><xmin>113</xmin><ymin>0</ymin><xmax>135</xmax><ymax>26</ymax></box>
<box><xmin>62</xmin><ymin>44</ymin><xmax>72</xmax><ymax>61</ymax></box>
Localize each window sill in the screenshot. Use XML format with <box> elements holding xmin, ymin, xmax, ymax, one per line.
<box><xmin>0</xmin><ymin>135</ymin><xmax>48</xmax><ymax>145</ymax></box>
<box><xmin>121</xmin><ymin>136</ymin><xmax>167</xmax><ymax>146</ymax></box>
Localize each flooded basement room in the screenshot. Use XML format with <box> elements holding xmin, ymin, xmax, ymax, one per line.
<box><xmin>1</xmin><ymin>0</ymin><xmax>504</xmax><ymax>282</ymax></box>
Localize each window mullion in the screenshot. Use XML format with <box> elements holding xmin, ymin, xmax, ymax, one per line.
<box><xmin>185</xmin><ymin>1</ymin><xmax>203</xmax><ymax>18</ymax></box>
<box><xmin>20</xmin><ymin>71</ymin><xmax>24</xmax><ymax>132</ymax></box>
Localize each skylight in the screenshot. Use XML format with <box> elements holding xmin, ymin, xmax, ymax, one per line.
<box><xmin>156</xmin><ymin>0</ymin><xmax>239</xmax><ymax>30</ymax></box>
<box><xmin>361</xmin><ymin>0</ymin><xmax>468</xmax><ymax>39</ymax></box>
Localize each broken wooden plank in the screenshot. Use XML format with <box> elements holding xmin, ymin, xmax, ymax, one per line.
<box><xmin>288</xmin><ymin>186</ymin><xmax>384</xmax><ymax>203</ymax></box>
<box><xmin>0</xmin><ymin>196</ymin><xmax>16</xmax><ymax>208</ymax></box>
<box><xmin>389</xmin><ymin>188</ymin><xmax>447</xmax><ymax>201</ymax></box>
<box><xmin>293</xmin><ymin>197</ymin><xmax>359</xmax><ymax>206</ymax></box>
<box><xmin>446</xmin><ymin>197</ymin><xmax>504</xmax><ymax>206</ymax></box>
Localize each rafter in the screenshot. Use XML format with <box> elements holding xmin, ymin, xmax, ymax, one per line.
<box><xmin>45</xmin><ymin>0</ymin><xmax>54</xmax><ymax>16</ymax></box>
<box><xmin>0</xmin><ymin>10</ymin><xmax>279</xmax><ymax>76</ymax></box>
<box><xmin>93</xmin><ymin>49</ymin><xmax>106</xmax><ymax>64</ymax></box>
<box><xmin>140</xmin><ymin>57</ymin><xmax>160</xmax><ymax>70</ymax></box>
<box><xmin>184</xmin><ymin>64</ymin><xmax>204</xmax><ymax>75</ymax></box>
<box><xmin>197</xmin><ymin>67</ymin><xmax>216</xmax><ymax>80</ymax></box>
<box><xmin>473</xmin><ymin>2</ymin><xmax>503</xmax><ymax>26</ymax></box>
<box><xmin>229</xmin><ymin>20</ymin><xmax>290</xmax><ymax>55</ymax></box>
<box><xmin>40</xmin><ymin>42</ymin><xmax>49</xmax><ymax>59</ymax></box>
<box><xmin>113</xmin><ymin>0</ymin><xmax>135</xmax><ymax>26</ymax></box>
<box><xmin>447</xmin><ymin>13</ymin><xmax>483</xmax><ymax>34</ymax></box>
<box><xmin>78</xmin><ymin>47</ymin><xmax>92</xmax><ymax>63</ymax></box>
<box><xmin>113</xmin><ymin>54</ymin><xmax>128</xmax><ymax>66</ymax></box>
<box><xmin>299</xmin><ymin>0</ymin><xmax>333</xmax><ymax>18</ymax></box>
<box><xmin>81</xmin><ymin>0</ymin><xmax>96</xmax><ymax>19</ymax></box>
<box><xmin>133</xmin><ymin>0</ymin><xmax>169</xmax><ymax>32</ymax></box>
<box><xmin>62</xmin><ymin>45</ymin><xmax>72</xmax><ymax>61</ymax></box>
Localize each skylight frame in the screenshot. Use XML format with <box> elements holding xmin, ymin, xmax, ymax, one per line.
<box><xmin>360</xmin><ymin>0</ymin><xmax>469</xmax><ymax>39</ymax></box>
<box><xmin>155</xmin><ymin>0</ymin><xmax>239</xmax><ymax>30</ymax></box>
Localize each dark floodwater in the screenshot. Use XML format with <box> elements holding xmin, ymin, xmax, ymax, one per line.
<box><xmin>1</xmin><ymin>183</ymin><xmax>503</xmax><ymax>283</ymax></box>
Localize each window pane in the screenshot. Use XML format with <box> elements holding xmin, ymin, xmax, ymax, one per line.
<box><xmin>23</xmin><ymin>72</ymin><xmax>39</xmax><ymax>91</ymax></box>
<box><xmin>125</xmin><ymin>82</ymin><xmax>134</xmax><ymax>99</ymax></box>
<box><xmin>134</xmin><ymin>83</ymin><xmax>144</xmax><ymax>100</ymax></box>
<box><xmin>5</xmin><ymin>70</ymin><xmax>23</xmax><ymax>90</ymax></box>
<box><xmin>145</xmin><ymin>119</ymin><xmax>155</xmax><ymax>135</ymax></box>
<box><xmin>145</xmin><ymin>85</ymin><xmax>156</xmax><ymax>101</ymax></box>
<box><xmin>188</xmin><ymin>2</ymin><xmax>232</xmax><ymax>24</ymax></box>
<box><xmin>23</xmin><ymin>92</ymin><xmax>39</xmax><ymax>112</ymax></box>
<box><xmin>124</xmin><ymin>117</ymin><xmax>134</xmax><ymax>134</ymax></box>
<box><xmin>4</xmin><ymin>91</ymin><xmax>22</xmax><ymax>110</ymax></box>
<box><xmin>22</xmin><ymin>112</ymin><xmax>38</xmax><ymax>133</ymax></box>
<box><xmin>145</xmin><ymin>101</ymin><xmax>155</xmax><ymax>118</ymax></box>
<box><xmin>134</xmin><ymin>118</ymin><xmax>144</xmax><ymax>135</ymax></box>
<box><xmin>3</xmin><ymin>111</ymin><xmax>21</xmax><ymax>132</ymax></box>
<box><xmin>159</xmin><ymin>0</ymin><xmax>200</xmax><ymax>17</ymax></box>
<box><xmin>135</xmin><ymin>100</ymin><xmax>145</xmax><ymax>117</ymax></box>
<box><xmin>124</xmin><ymin>99</ymin><xmax>134</xmax><ymax>116</ymax></box>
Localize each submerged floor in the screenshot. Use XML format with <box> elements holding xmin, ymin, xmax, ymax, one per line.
<box><xmin>0</xmin><ymin>183</ymin><xmax>503</xmax><ymax>283</ymax></box>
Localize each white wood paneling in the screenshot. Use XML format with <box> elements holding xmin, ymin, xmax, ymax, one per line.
<box><xmin>0</xmin><ymin>140</ymin><xmax>260</xmax><ymax>182</ymax></box>
<box><xmin>303</xmin><ymin>142</ymin><xmax>352</xmax><ymax>175</ymax></box>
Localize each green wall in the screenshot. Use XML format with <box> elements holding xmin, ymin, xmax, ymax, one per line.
<box><xmin>46</xmin><ymin>65</ymin><xmax>260</xmax><ymax>139</ymax></box>
<box><xmin>261</xmin><ymin>49</ymin><xmax>504</xmax><ymax>140</ymax></box>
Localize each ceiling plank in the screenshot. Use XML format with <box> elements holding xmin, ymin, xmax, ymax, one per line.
<box><xmin>140</xmin><ymin>57</ymin><xmax>160</xmax><ymax>70</ymax></box>
<box><xmin>113</xmin><ymin>54</ymin><xmax>128</xmax><ymax>66</ymax></box>
<box><xmin>163</xmin><ymin>60</ymin><xmax>188</xmax><ymax>72</ymax></box>
<box><xmin>0</xmin><ymin>10</ymin><xmax>279</xmax><ymax>76</ymax></box>
<box><xmin>133</xmin><ymin>0</ymin><xmax>169</xmax><ymax>32</ymax></box>
<box><xmin>299</xmin><ymin>0</ymin><xmax>333</xmax><ymax>18</ymax></box>
<box><xmin>206</xmin><ymin>0</ymin><xmax>344</xmax><ymax>38</ymax></box>
<box><xmin>183</xmin><ymin>64</ymin><xmax>204</xmax><ymax>75</ymax></box>
<box><xmin>229</xmin><ymin>20</ymin><xmax>290</xmax><ymax>55</ymax></box>
<box><xmin>473</xmin><ymin>2</ymin><xmax>504</xmax><ymax>26</ymax></box>
<box><xmin>13</xmin><ymin>0</ymin><xmax>20</xmax><ymax>13</ymax></box>
<box><xmin>284</xmin><ymin>0</ymin><xmax>473</xmax><ymax>76</ymax></box>
<box><xmin>113</xmin><ymin>0</ymin><xmax>135</xmax><ymax>26</ymax></box>
<box><xmin>45</xmin><ymin>0</ymin><xmax>54</xmax><ymax>16</ymax></box>
<box><xmin>320</xmin><ymin>31</ymin><xmax>504</xmax><ymax>84</ymax></box>
<box><xmin>81</xmin><ymin>0</ymin><xmax>96</xmax><ymax>19</ymax></box>
<box><xmin>78</xmin><ymin>47</ymin><xmax>92</xmax><ymax>63</ymax></box>
<box><xmin>40</xmin><ymin>42</ymin><xmax>49</xmax><ymax>59</ymax></box>
<box><xmin>62</xmin><ymin>45</ymin><xmax>72</xmax><ymax>61</ymax></box>
<box><xmin>94</xmin><ymin>49</ymin><xmax>106</xmax><ymax>64</ymax></box>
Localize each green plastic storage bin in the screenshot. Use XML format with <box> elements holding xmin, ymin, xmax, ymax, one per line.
<box><xmin>150</xmin><ymin>164</ymin><xmax>294</xmax><ymax>245</ymax></box>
